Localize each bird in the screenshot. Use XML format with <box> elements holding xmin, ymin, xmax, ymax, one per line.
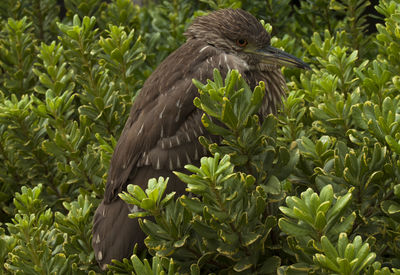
<box><xmin>92</xmin><ymin>8</ymin><xmax>310</xmax><ymax>269</ymax></box>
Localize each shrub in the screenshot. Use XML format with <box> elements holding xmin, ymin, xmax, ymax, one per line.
<box><xmin>1</xmin><ymin>0</ymin><xmax>400</xmax><ymax>274</ymax></box>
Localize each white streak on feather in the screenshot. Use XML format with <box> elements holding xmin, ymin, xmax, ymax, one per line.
<box><xmin>185</xmin><ymin>152</ymin><xmax>191</xmax><ymax>163</ymax></box>
<box><xmin>98</xmin><ymin>251</ymin><xmax>103</xmax><ymax>261</ymax></box>
<box><xmin>175</xmin><ymin>109</ymin><xmax>181</xmax><ymax>122</ymax></box>
<box><xmin>156</xmin><ymin>158</ymin><xmax>161</xmax><ymax>169</ymax></box>
<box><xmin>199</xmin><ymin>46</ymin><xmax>209</xmax><ymax>52</ymax></box>
<box><xmin>137</xmin><ymin>124</ymin><xmax>144</xmax><ymax>136</ymax></box>
<box><xmin>159</xmin><ymin>105</ymin><xmax>166</xmax><ymax>119</ymax></box>
<box><xmin>185</xmin><ymin>82</ymin><xmax>193</xmax><ymax>94</ymax></box>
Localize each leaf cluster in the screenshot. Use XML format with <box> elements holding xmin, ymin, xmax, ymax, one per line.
<box><xmin>1</xmin><ymin>0</ymin><xmax>400</xmax><ymax>275</ymax></box>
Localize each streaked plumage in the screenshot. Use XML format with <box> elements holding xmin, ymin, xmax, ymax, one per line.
<box><xmin>92</xmin><ymin>8</ymin><xmax>309</xmax><ymax>269</ymax></box>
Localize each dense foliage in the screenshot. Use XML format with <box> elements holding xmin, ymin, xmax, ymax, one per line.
<box><xmin>0</xmin><ymin>0</ymin><xmax>400</xmax><ymax>274</ymax></box>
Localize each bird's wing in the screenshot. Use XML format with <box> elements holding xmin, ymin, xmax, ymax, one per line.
<box><xmin>103</xmin><ymin>43</ymin><xmax>249</xmax><ymax>203</ymax></box>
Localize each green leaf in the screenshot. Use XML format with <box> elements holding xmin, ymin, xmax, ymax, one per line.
<box><xmin>278</xmin><ymin>218</ymin><xmax>311</xmax><ymax>237</ymax></box>
<box><xmin>314</xmin><ymin>211</ymin><xmax>326</xmax><ymax>231</ymax></box>
<box><xmin>128</xmin><ymin>211</ymin><xmax>150</xmax><ymax>219</ymax></box>
<box><xmin>191</xmin><ymin>218</ymin><xmax>217</xmax><ymax>239</ymax></box>
<box><xmin>320</xmin><ymin>185</ymin><xmax>333</xmax><ymax>202</ymax></box>
<box><xmin>259</xmin><ymin>256</ymin><xmax>281</xmax><ymax>274</ymax></box>
<box><xmin>263</xmin><ymin>175</ymin><xmax>281</xmax><ymax>195</ymax></box>
<box><xmin>131</xmin><ymin>185</ymin><xmax>147</xmax><ymax>201</ymax></box>
<box><xmin>242</xmin><ymin>232</ymin><xmax>261</xmax><ymax>246</ymax></box>
<box><xmin>201</xmin><ymin>114</ymin><xmax>232</xmax><ymax>136</ymax></box>
<box><xmin>190</xmin><ymin>264</ymin><xmax>200</xmax><ymax>275</ymax></box>
<box><xmin>221</xmin><ymin>97</ymin><xmax>238</xmax><ymax>128</ymax></box>
<box><xmin>233</xmin><ymin>257</ymin><xmax>253</xmax><ymax>272</ymax></box>
<box><xmin>131</xmin><ymin>255</ymin><xmax>152</xmax><ymax>275</ymax></box>
<box><xmin>337</xmin><ymin>233</ymin><xmax>349</xmax><ymax>257</ymax></box>
<box><xmin>326</xmin><ymin>190</ymin><xmax>353</xmax><ymax>221</ymax></box>
<box><xmin>321</xmin><ymin>236</ymin><xmax>339</xmax><ymax>262</ymax></box>
<box><xmin>180</xmin><ymin>196</ymin><xmax>204</xmax><ymax>214</ymax></box>
<box><xmin>140</xmin><ymin>198</ymin><xmax>156</xmax><ymax>210</ymax></box>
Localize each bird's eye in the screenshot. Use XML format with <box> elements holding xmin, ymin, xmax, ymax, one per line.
<box><xmin>236</xmin><ymin>39</ymin><xmax>248</xmax><ymax>47</ymax></box>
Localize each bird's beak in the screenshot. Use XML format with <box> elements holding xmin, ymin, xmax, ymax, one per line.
<box><xmin>254</xmin><ymin>45</ymin><xmax>311</xmax><ymax>70</ymax></box>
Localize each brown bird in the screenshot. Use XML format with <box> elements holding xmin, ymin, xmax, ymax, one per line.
<box><xmin>92</xmin><ymin>8</ymin><xmax>309</xmax><ymax>269</ymax></box>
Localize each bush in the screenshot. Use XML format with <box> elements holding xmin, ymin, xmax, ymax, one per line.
<box><xmin>1</xmin><ymin>0</ymin><xmax>400</xmax><ymax>274</ymax></box>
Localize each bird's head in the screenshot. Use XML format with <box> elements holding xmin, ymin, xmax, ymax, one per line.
<box><xmin>185</xmin><ymin>9</ymin><xmax>310</xmax><ymax>71</ymax></box>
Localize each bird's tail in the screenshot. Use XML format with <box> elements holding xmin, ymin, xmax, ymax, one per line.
<box><xmin>92</xmin><ymin>198</ymin><xmax>146</xmax><ymax>270</ymax></box>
